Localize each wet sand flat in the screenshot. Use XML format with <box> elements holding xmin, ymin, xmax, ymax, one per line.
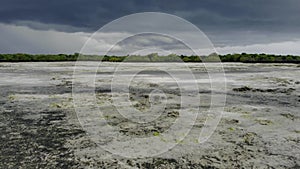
<box><xmin>0</xmin><ymin>62</ymin><xmax>299</xmax><ymax>168</ymax></box>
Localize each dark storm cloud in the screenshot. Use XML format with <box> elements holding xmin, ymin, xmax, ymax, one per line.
<box><xmin>1</xmin><ymin>0</ymin><xmax>300</xmax><ymax>54</ymax></box>
<box><xmin>1</xmin><ymin>0</ymin><xmax>300</xmax><ymax>33</ymax></box>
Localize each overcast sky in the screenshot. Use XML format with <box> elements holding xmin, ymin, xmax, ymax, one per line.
<box><xmin>1</xmin><ymin>0</ymin><xmax>300</xmax><ymax>55</ymax></box>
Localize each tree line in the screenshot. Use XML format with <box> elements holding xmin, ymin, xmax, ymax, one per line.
<box><xmin>0</xmin><ymin>53</ymin><xmax>299</xmax><ymax>63</ymax></box>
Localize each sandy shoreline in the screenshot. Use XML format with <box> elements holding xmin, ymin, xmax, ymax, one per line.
<box><xmin>0</xmin><ymin>62</ymin><xmax>299</xmax><ymax>168</ymax></box>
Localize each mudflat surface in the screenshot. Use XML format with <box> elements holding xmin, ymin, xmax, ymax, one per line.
<box><xmin>0</xmin><ymin>62</ymin><xmax>299</xmax><ymax>168</ymax></box>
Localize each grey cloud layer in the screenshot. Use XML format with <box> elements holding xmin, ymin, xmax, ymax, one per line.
<box><xmin>2</xmin><ymin>23</ymin><xmax>300</xmax><ymax>55</ymax></box>
<box><xmin>1</xmin><ymin>0</ymin><xmax>300</xmax><ymax>53</ymax></box>
<box><xmin>1</xmin><ymin>0</ymin><xmax>300</xmax><ymax>33</ymax></box>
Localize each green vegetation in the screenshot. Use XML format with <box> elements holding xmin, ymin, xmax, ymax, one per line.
<box><xmin>228</xmin><ymin>127</ymin><xmax>236</xmax><ymax>131</ymax></box>
<box><xmin>220</xmin><ymin>53</ymin><xmax>300</xmax><ymax>63</ymax></box>
<box><xmin>153</xmin><ymin>131</ymin><xmax>160</xmax><ymax>136</ymax></box>
<box><xmin>243</xmin><ymin>132</ymin><xmax>257</xmax><ymax>145</ymax></box>
<box><xmin>280</xmin><ymin>113</ymin><xmax>296</xmax><ymax>120</ymax></box>
<box><xmin>255</xmin><ymin>119</ymin><xmax>273</xmax><ymax>125</ymax></box>
<box><xmin>8</xmin><ymin>94</ymin><xmax>16</xmax><ymax>101</ymax></box>
<box><xmin>0</xmin><ymin>53</ymin><xmax>300</xmax><ymax>63</ymax></box>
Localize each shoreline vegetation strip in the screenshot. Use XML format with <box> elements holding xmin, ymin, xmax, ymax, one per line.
<box><xmin>0</xmin><ymin>53</ymin><xmax>300</xmax><ymax>63</ymax></box>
